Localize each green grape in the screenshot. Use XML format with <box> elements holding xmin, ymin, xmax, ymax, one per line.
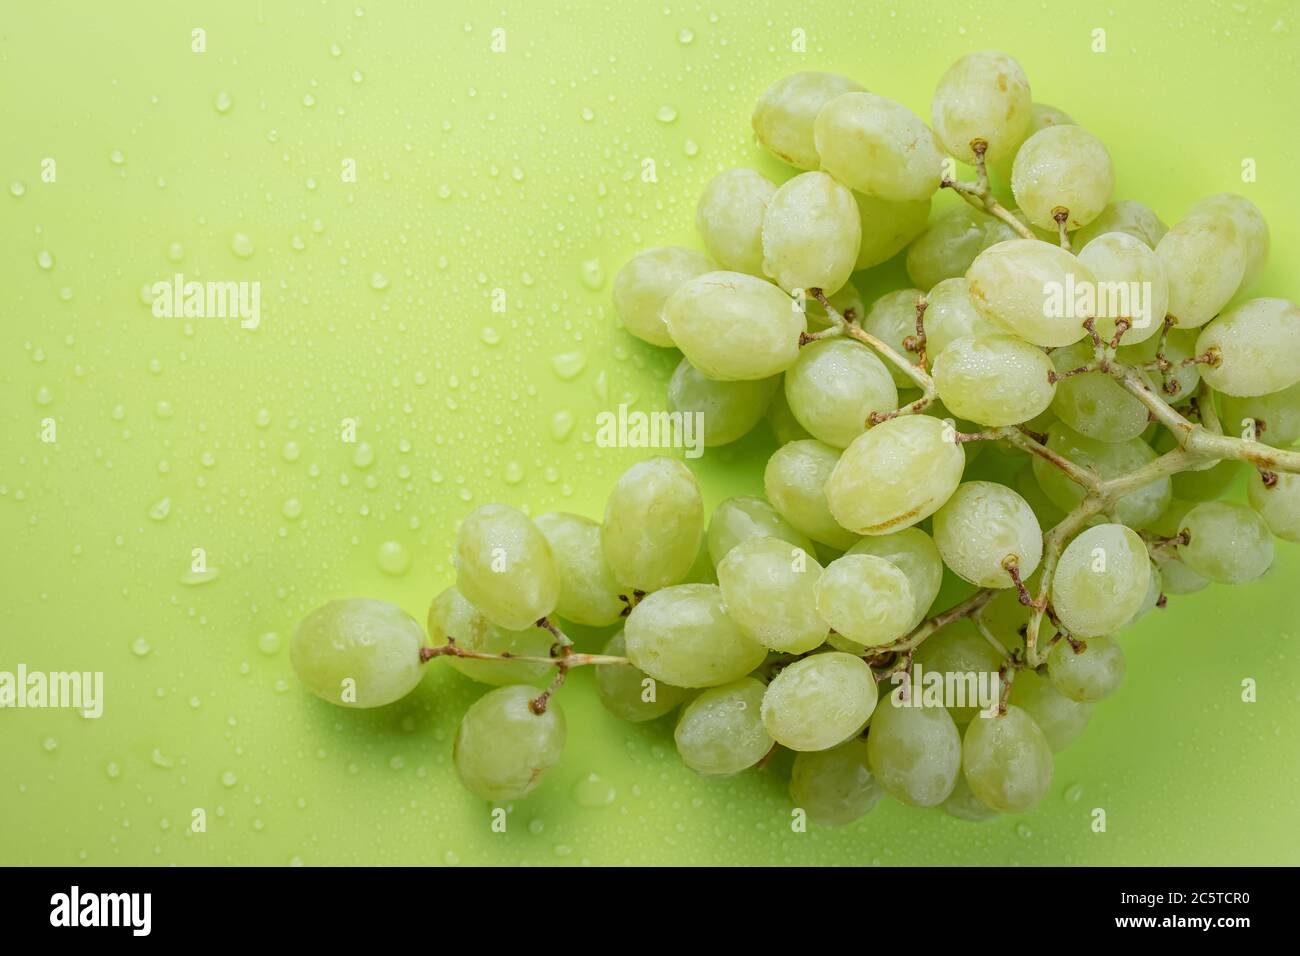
<box><xmin>674</xmin><ymin>677</ymin><xmax>773</xmax><ymax>775</ymax></box>
<box><xmin>1127</xmin><ymin>562</ymin><xmax>1163</xmax><ymax>627</ymax></box>
<box><xmin>1219</xmin><ymin>380</ymin><xmax>1300</xmax><ymax>448</ymax></box>
<box><xmin>814</xmin><ymin>554</ymin><xmax>915</xmax><ymax>646</ymax></box>
<box><xmin>923</xmin><ymin>277</ymin><xmax>1002</xmax><ymax>361</ymax></box>
<box><xmin>1118</xmin><ymin>327</ymin><xmax>1201</xmax><ymax>402</ymax></box>
<box><xmin>1049</xmin><ymin>636</ymin><xmax>1125</xmax><ymax>703</ymax></box>
<box><xmin>783</xmin><ymin>338</ymin><xmax>898</xmax><ymax>449</ymax></box>
<box><xmin>914</xmin><ymin>620</ymin><xmax>1004</xmax><ymax>727</ymax></box>
<box><xmin>846</xmin><ymin>527</ymin><xmax>944</xmax><ymax>631</ymax></box>
<box><xmin>1050</xmin><ymin>523</ymin><xmax>1151</xmax><ymax>637</ymax></box>
<box><xmin>623</xmin><ymin>583</ymin><xmax>767</xmax><ymax>688</ymax></box>
<box><xmin>1032</xmin><ymin>422</ymin><xmax>1171</xmax><ymax>528</ymax></box>
<box><xmin>967</xmin><ymin>239</ymin><xmax>1096</xmax><ymax>347</ymax></box>
<box><xmin>825</xmin><ymin>415</ymin><xmax>965</xmax><ymax>536</ymax></box>
<box><xmin>667</xmin><ymin>357</ymin><xmax>779</xmax><ymax>447</ymax></box>
<box><xmin>695</xmin><ymin>168</ymin><xmax>777</xmax><ymax>275</ymax></box>
<box><xmin>1076</xmin><ymin>231</ymin><xmax>1169</xmax><ymax>344</ymax></box>
<box><xmin>931</xmin><ymin>50</ymin><xmax>1032</xmax><ymax>164</ymax></box>
<box><xmin>1248</xmin><ymin>470</ymin><xmax>1300</xmax><ymax>543</ymax></box>
<box><xmin>1170</xmin><ymin>456</ymin><xmax>1240</xmax><ymax>502</ymax></box>
<box><xmin>906</xmin><ymin>206</ymin><xmax>1024</xmax><ymax>291</ymax></box>
<box><xmin>291</xmin><ymin>598</ymin><xmax>426</xmax><ymax>708</ymax></box>
<box><xmin>933</xmin><ymin>481</ymin><xmax>1043</xmax><ymax>588</ymax></box>
<box><xmin>1025</xmin><ymin>102</ymin><xmax>1075</xmax><ymax>135</ymax></box>
<box><xmin>1197</xmin><ymin>298</ymin><xmax>1300</xmax><ymax>397</ymax></box>
<box><xmin>601</xmin><ymin>457</ymin><xmax>704</xmax><ymax>591</ymax></box>
<box><xmin>764</xmin><ymin>439</ymin><xmax>859</xmax><ymax>549</ymax></box>
<box><xmin>453</xmin><ymin>685</ymin><xmax>565</xmax><ymax>802</ymax></box>
<box><xmin>1188</xmin><ymin>193</ymin><xmax>1269</xmax><ymax>292</ymax></box>
<box><xmin>664</xmin><ymin>271</ymin><xmax>805</xmax><ymax>381</ymax></box>
<box><xmin>961</xmin><ymin>705</ymin><xmax>1053</xmax><ymax>813</ymax></box>
<box><xmin>866</xmin><ymin>685</ymin><xmax>963</xmax><ymax>806</ymax></box>
<box><xmin>854</xmin><ymin>192</ymin><xmax>932</xmax><ymax>270</ymax></box>
<box><xmin>1015</xmin><ymin>461</ymin><xmax>1067</xmax><ymax>529</ymax></box>
<box><xmin>789</xmin><ymin>738</ymin><xmax>883</xmax><ymax>825</ymax></box>
<box><xmin>716</xmin><ymin>536</ymin><xmax>828</xmax><ymax>653</ymax></box>
<box><xmin>761</xmin><ymin>171</ymin><xmax>860</xmax><ymax>296</ymax></box>
<box><xmin>1073</xmin><ymin>199</ymin><xmax>1168</xmax><ymax>250</ymax></box>
<box><xmin>1010</xmin><ymin>125</ymin><xmax>1114</xmax><ymax>230</ymax></box>
<box><xmin>1049</xmin><ymin>339</ymin><xmax>1151</xmax><ymax>443</ymax></box>
<box><xmin>768</xmin><ymin>383</ymin><xmax>814</xmax><ymax>444</ymax></box>
<box><xmin>1179</xmin><ymin>501</ymin><xmax>1274</xmax><ymax>584</ymax></box>
<box><xmin>943</xmin><ymin>772</ymin><xmax>1001</xmax><ymax>822</ymax></box>
<box><xmin>427</xmin><ymin>586</ymin><xmax>554</xmax><ymax>686</ymax></box>
<box><xmin>455</xmin><ymin>503</ymin><xmax>560</xmax><ymax>630</ymax></box>
<box><xmin>1008</xmin><ymin>669</ymin><xmax>1092</xmax><ymax>752</ymax></box>
<box><xmin>933</xmin><ymin>334</ymin><xmax>1056</xmax><ymax>427</ymax></box>
<box><xmin>533</xmin><ymin>512</ymin><xmax>625</xmax><ymax>627</ymax></box>
<box><xmin>612</xmin><ymin>246</ymin><xmax>716</xmax><ymax>347</ymax></box>
<box><xmin>1145</xmin><ymin>496</ymin><xmax>1196</xmax><ymax>538</ymax></box>
<box><xmin>706</xmin><ymin>495</ymin><xmax>816</xmax><ymax>566</ymax></box>
<box><xmin>1159</xmin><ymin>556</ymin><xmax>1209</xmax><ymax>595</ymax></box>
<box><xmin>761</xmin><ymin>652</ymin><xmax>878</xmax><ymax>751</ymax></box>
<box><xmin>751</xmin><ymin>71</ymin><xmax>866</xmax><ymax>170</ymax></box>
<box><xmin>594</xmin><ymin>631</ymin><xmax>688</xmax><ymax>722</ymax></box>
<box><xmin>862</xmin><ymin>288</ymin><xmax>926</xmax><ymax>388</ymax></box>
<box><xmin>1155</xmin><ymin>213</ymin><xmax>1245</xmax><ymax>328</ymax></box>
<box><xmin>813</xmin><ymin>92</ymin><xmax>944</xmax><ymax>202</ymax></box>
<box><xmin>804</xmin><ymin>278</ymin><xmax>866</xmax><ymax>329</ymax></box>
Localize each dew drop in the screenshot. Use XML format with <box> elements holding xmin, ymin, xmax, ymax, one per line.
<box><xmin>655</xmin><ymin>105</ymin><xmax>678</xmax><ymax>124</ymax></box>
<box><xmin>578</xmin><ymin>258</ymin><xmax>605</xmax><ymax>290</ymax></box>
<box><xmin>376</xmin><ymin>541</ymin><xmax>411</xmax><ymax>576</ymax></box>
<box><xmin>257</xmin><ymin>632</ymin><xmax>282</xmax><ymax>655</ymax></box>
<box><xmin>131</xmin><ymin>637</ymin><xmax>152</xmax><ymax>657</ymax></box>
<box><xmin>572</xmin><ymin>772</ymin><xmax>616</xmax><ymax>808</ymax></box>
<box><xmin>551</xmin><ymin>351</ymin><xmax>587</xmax><ymax>380</ymax></box>
<box><xmin>214</xmin><ymin>91</ymin><xmax>233</xmax><ymax>114</ymax></box>
<box><xmin>36</xmin><ymin>250</ymin><xmax>55</xmax><ymax>271</ymax></box>
<box><xmin>231</xmin><ymin>233</ymin><xmax>255</xmax><ymax>258</ymax></box>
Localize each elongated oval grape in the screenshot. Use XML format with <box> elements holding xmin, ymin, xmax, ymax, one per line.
<box><xmin>762</xmin><ymin>171</ymin><xmax>860</xmax><ymax>296</ymax></box>
<box><xmin>813</xmin><ymin>92</ymin><xmax>944</xmax><ymax>202</ymax></box>
<box><xmin>752</xmin><ymin>71</ymin><xmax>865</xmax><ymax>170</ymax></box>
<box><xmin>944</xmin><ymin>772</ymin><xmax>1001</xmax><ymax>822</ymax></box>
<box><xmin>784</xmin><ymin>338</ymin><xmax>898</xmax><ymax>448</ymax></box>
<box><xmin>706</xmin><ymin>495</ymin><xmax>816</xmax><ymax>566</ymax></box>
<box><xmin>1076</xmin><ymin>231</ymin><xmax>1169</xmax><ymax>343</ymax></box>
<box><xmin>814</xmin><ymin>554</ymin><xmax>915</xmax><ymax>646</ymax></box>
<box><xmin>961</xmin><ymin>705</ymin><xmax>1053</xmax><ymax>813</ymax></box>
<box><xmin>1172</xmin><ymin>456</ymin><xmax>1240</xmax><ymax>502</ymax></box>
<box><xmin>1155</xmin><ymin>213</ymin><xmax>1245</xmax><ymax>328</ymax></box>
<box><xmin>427</xmin><ymin>586</ymin><xmax>553</xmax><ymax>686</ymax></box>
<box><xmin>624</xmin><ymin>583</ymin><xmax>767</xmax><ymax>688</ymax></box>
<box><xmin>674</xmin><ymin>677</ymin><xmax>773</xmax><ymax>775</ymax></box>
<box><xmin>717</xmin><ymin>536</ymin><xmax>828</xmax><ymax>653</ymax></box>
<box><xmin>764</xmin><ymin>439</ymin><xmax>859</xmax><ymax>549</ymax></box>
<box><xmin>846</xmin><ymin>527</ymin><xmax>943</xmax><ymax>631</ymax></box>
<box><xmin>1048</xmin><ymin>636</ymin><xmax>1125</xmax><ymax>703</ymax></box>
<box><xmin>1188</xmin><ymin>193</ymin><xmax>1269</xmax><ymax>292</ymax></box>
<box><xmin>1032</xmin><ymin>422</ymin><xmax>1170</xmax><ymax>528</ymax></box>
<box><xmin>933</xmin><ymin>481</ymin><xmax>1043</xmax><ymax>587</ymax></box>
<box><xmin>1049</xmin><ymin>339</ymin><xmax>1151</xmax><ymax>443</ymax></box>
<box><xmin>533</xmin><ymin>512</ymin><xmax>625</xmax><ymax>627</ymax></box>
<box><xmin>967</xmin><ymin>239</ymin><xmax>1096</xmax><ymax>347</ymax></box>
<box><xmin>292</xmin><ymin>598</ymin><xmax>426</xmax><ymax>708</ymax></box>
<box><xmin>931</xmin><ymin>50</ymin><xmax>1032</xmax><ymax>164</ymax></box>
<box><xmin>1050</xmin><ymin>523</ymin><xmax>1150</xmax><ymax>637</ymax></box>
<box><xmin>804</xmin><ymin>278</ymin><xmax>865</xmax><ymax>329</ymax></box>
<box><xmin>1219</xmin><ymin>380</ymin><xmax>1300</xmax><ymax>448</ymax></box>
<box><xmin>769</xmin><ymin>382</ymin><xmax>814</xmax><ymax>444</ymax></box>
<box><xmin>664</xmin><ymin>271</ymin><xmax>804</xmax><ymax>380</ymax></box>
<box><xmin>862</xmin><ymin>288</ymin><xmax>926</xmax><ymax>388</ymax></box>
<box><xmin>1025</xmin><ymin>102</ymin><xmax>1075</xmax><ymax>134</ymax></box>
<box><xmin>761</xmin><ymin>652</ymin><xmax>878</xmax><ymax>751</ymax></box>
<box><xmin>854</xmin><ymin>192</ymin><xmax>931</xmax><ymax>269</ymax></box>
<box><xmin>1196</xmin><ymin>298</ymin><xmax>1300</xmax><ymax>397</ymax></box>
<box><xmin>914</xmin><ymin>620</ymin><xmax>1004</xmax><ymax>727</ymax></box>
<box><xmin>789</xmin><ymin>738</ymin><xmax>882</xmax><ymax>825</ymax></box>
<box><xmin>1160</xmin><ymin>556</ymin><xmax>1209</xmax><ymax>595</ymax></box>
<box><xmin>1007</xmin><ymin>669</ymin><xmax>1092</xmax><ymax>752</ymax></box>
<box><xmin>867</xmin><ymin>686</ymin><xmax>962</xmax><ymax>806</ymax></box>
<box><xmin>695</xmin><ymin>168</ymin><xmax>776</xmax><ymax>274</ymax></box>
<box><xmin>907</xmin><ymin>206</ymin><xmax>1023</xmax><ymax>291</ymax></box>
<box><xmin>595</xmin><ymin>631</ymin><xmax>688</xmax><ymax>722</ymax></box>
<box><xmin>1248</xmin><ymin>470</ymin><xmax>1300</xmax><ymax>543</ymax></box>
<box><xmin>826</xmin><ymin>415</ymin><xmax>965</xmax><ymax>535</ymax></box>
<box><xmin>612</xmin><ymin>246</ymin><xmax>715</xmax><ymax>347</ymax></box>
<box><xmin>1011</xmin><ymin>125</ymin><xmax>1114</xmax><ymax>230</ymax></box>
<box><xmin>453</xmin><ymin>685</ymin><xmax>565</xmax><ymax>802</ymax></box>
<box><xmin>1179</xmin><ymin>501</ymin><xmax>1274</xmax><ymax>584</ymax></box>
<box><xmin>923</xmin><ymin>277</ymin><xmax>1002</xmax><ymax>360</ymax></box>
<box><xmin>601</xmin><ymin>457</ymin><xmax>703</xmax><ymax>591</ymax></box>
<box><xmin>455</xmin><ymin>504</ymin><xmax>560</xmax><ymax>630</ymax></box>
<box><xmin>933</xmin><ymin>335</ymin><xmax>1056</xmax><ymax>426</ymax></box>
<box><xmin>1118</xmin><ymin>326</ymin><xmax>1201</xmax><ymax>402</ymax></box>
<box><xmin>667</xmin><ymin>357</ymin><xmax>779</xmax><ymax>447</ymax></box>
<box><xmin>1073</xmin><ymin>199</ymin><xmax>1168</xmax><ymax>250</ymax></box>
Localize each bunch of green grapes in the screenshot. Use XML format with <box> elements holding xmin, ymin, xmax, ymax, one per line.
<box><xmin>289</xmin><ymin>51</ymin><xmax>1300</xmax><ymax>829</ymax></box>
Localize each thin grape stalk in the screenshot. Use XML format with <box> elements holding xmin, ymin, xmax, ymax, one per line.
<box><xmin>939</xmin><ymin>139</ymin><xmax>1036</xmax><ymax>242</ymax></box>
<box><xmin>805</xmin><ymin>291</ymin><xmax>1300</xmax><ymax>674</ymax></box>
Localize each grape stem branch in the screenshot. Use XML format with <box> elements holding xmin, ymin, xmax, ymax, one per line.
<box><xmin>938</xmin><ymin>139</ymin><xmax>1037</xmax><ymax>241</ymax></box>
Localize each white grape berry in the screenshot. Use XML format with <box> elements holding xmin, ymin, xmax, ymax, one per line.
<box><xmin>762</xmin><ymin>171</ymin><xmax>861</xmax><ymax>296</ymax></box>
<box><xmin>867</xmin><ymin>686</ymin><xmax>963</xmax><ymax>806</ymax></box>
<box><xmin>1248</xmin><ymin>470</ymin><xmax>1300</xmax><ymax>544</ymax></box>
<box><xmin>1075</xmin><ymin>231</ymin><xmax>1169</xmax><ymax>344</ymax></box>
<box><xmin>612</xmin><ymin>246</ymin><xmax>716</xmax><ymax>347</ymax></box>
<box><xmin>1196</xmin><ymin>298</ymin><xmax>1300</xmax><ymax>398</ymax></box>
<box><xmin>1073</xmin><ymin>199</ymin><xmax>1168</xmax><ymax>250</ymax></box>
<box><xmin>706</xmin><ymin>495</ymin><xmax>816</xmax><ymax>566</ymax></box>
<box><xmin>1050</xmin><ymin>523</ymin><xmax>1150</xmax><ymax>637</ymax></box>
<box><xmin>813</xmin><ymin>92</ymin><xmax>944</xmax><ymax>202</ymax></box>
<box><xmin>1007</xmin><ymin>669</ymin><xmax>1092</xmax><ymax>752</ymax></box>
<box><xmin>789</xmin><ymin>738</ymin><xmax>883</xmax><ymax>825</ymax></box>
<box><xmin>854</xmin><ymin>192</ymin><xmax>932</xmax><ymax>270</ymax></box>
<box><xmin>907</xmin><ymin>207</ymin><xmax>1024</xmax><ymax>291</ymax></box>
<box><xmin>1011</xmin><ymin>125</ymin><xmax>1115</xmax><ymax>230</ymax></box>
<box><xmin>667</xmin><ymin>357</ymin><xmax>779</xmax><ymax>447</ymax></box>
<box><xmin>922</xmin><ymin>277</ymin><xmax>1002</xmax><ymax>361</ymax></box>
<box><xmin>594</xmin><ymin>631</ymin><xmax>687</xmax><ymax>723</ymax></box>
<box><xmin>931</xmin><ymin>50</ymin><xmax>1032</xmax><ymax>164</ymax></box>
<box><xmin>1048</xmin><ymin>636</ymin><xmax>1125</xmax><ymax>703</ymax></box>
<box><xmin>862</xmin><ymin>288</ymin><xmax>927</xmax><ymax>388</ymax></box>
<box><xmin>1188</xmin><ymin>193</ymin><xmax>1269</xmax><ymax>293</ymax></box>
<box><xmin>453</xmin><ymin>685</ymin><xmax>565</xmax><ymax>802</ymax></box>
<box><xmin>674</xmin><ymin>678</ymin><xmax>773</xmax><ymax>775</ymax></box>
<box><xmin>1155</xmin><ymin>213</ymin><xmax>1245</xmax><ymax>328</ymax></box>
<box><xmin>292</xmin><ymin>598</ymin><xmax>426</xmax><ymax>708</ymax></box>
<box><xmin>624</xmin><ymin>583</ymin><xmax>767</xmax><ymax>688</ymax></box>
<box><xmin>784</xmin><ymin>337</ymin><xmax>898</xmax><ymax>448</ymax></box>
<box><xmin>716</xmin><ymin>536</ymin><xmax>828</xmax><ymax>654</ymax></box>
<box><xmin>764</xmin><ymin>439</ymin><xmax>859</xmax><ymax>549</ymax></box>
<box><xmin>601</xmin><ymin>457</ymin><xmax>704</xmax><ymax>591</ymax></box>
<box><xmin>1178</xmin><ymin>501</ymin><xmax>1274</xmax><ymax>584</ymax></box>
<box><xmin>933</xmin><ymin>335</ymin><xmax>1056</xmax><ymax>427</ymax></box>
<box><xmin>455</xmin><ymin>503</ymin><xmax>560</xmax><ymax>631</ymax></box>
<box><xmin>814</xmin><ymin>553</ymin><xmax>915</xmax><ymax>646</ymax></box>
<box><xmin>752</xmin><ymin>71</ymin><xmax>866</xmax><ymax>170</ymax></box>
<box><xmin>846</xmin><ymin>527</ymin><xmax>944</xmax><ymax>632</ymax></box>
<box><xmin>933</xmin><ymin>480</ymin><xmax>1043</xmax><ymax>588</ymax></box>
<box><xmin>761</xmin><ymin>652</ymin><xmax>878</xmax><ymax>751</ymax></box>
<box><xmin>695</xmin><ymin>168</ymin><xmax>777</xmax><ymax>275</ymax></box>
<box><xmin>427</xmin><ymin>587</ymin><xmax>553</xmax><ymax>686</ymax></box>
<box><xmin>967</xmin><ymin>239</ymin><xmax>1096</xmax><ymax>348</ymax></box>
<box><xmin>664</xmin><ymin>271</ymin><xmax>805</xmax><ymax>380</ymax></box>
<box><xmin>961</xmin><ymin>705</ymin><xmax>1053</xmax><ymax>813</ymax></box>
<box><xmin>533</xmin><ymin>512</ymin><xmax>626</xmax><ymax>627</ymax></box>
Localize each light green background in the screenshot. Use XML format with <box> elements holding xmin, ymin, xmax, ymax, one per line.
<box><xmin>2</xmin><ymin>0</ymin><xmax>1298</xmax><ymax>866</ymax></box>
